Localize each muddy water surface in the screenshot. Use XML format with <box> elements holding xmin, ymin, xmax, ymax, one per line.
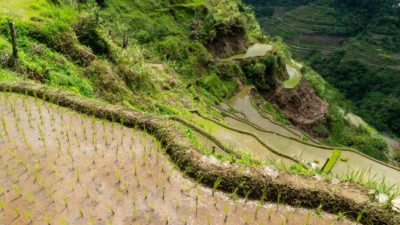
<box><xmin>191</xmin><ymin>114</ymin><xmax>295</xmax><ymax>165</ymax></box>
<box><xmin>0</xmin><ymin>93</ymin><xmax>353</xmax><ymax>225</ymax></box>
<box><xmin>226</xmin><ymin>88</ymin><xmax>400</xmax><ymax>185</ymax></box>
<box><xmin>284</xmin><ymin>64</ymin><xmax>302</xmax><ymax>89</ymax></box>
<box><xmin>224</xmin><ymin>44</ymin><xmax>273</xmax><ymax>61</ymax></box>
<box><xmin>229</xmin><ymin>86</ymin><xmax>305</xmax><ymax>139</ymax></box>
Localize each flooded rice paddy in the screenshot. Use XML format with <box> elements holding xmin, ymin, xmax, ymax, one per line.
<box><xmin>224</xmin><ymin>44</ymin><xmax>274</xmax><ymax>61</ymax></box>
<box><xmin>215</xmin><ymin>87</ymin><xmax>400</xmax><ymax>185</ymax></box>
<box><xmin>284</xmin><ymin>65</ymin><xmax>302</xmax><ymax>89</ymax></box>
<box><xmin>0</xmin><ymin>93</ymin><xmax>352</xmax><ymax>224</ymax></box>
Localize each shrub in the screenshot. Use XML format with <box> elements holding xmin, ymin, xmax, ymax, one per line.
<box><xmin>215</xmin><ymin>61</ymin><xmax>243</xmax><ymax>80</ymax></box>
<box><xmin>242</xmin><ymin>54</ymin><xmax>278</xmax><ymax>91</ymax></box>
<box><xmin>74</xmin><ymin>8</ymin><xmax>111</xmax><ymax>56</ymax></box>
<box><xmin>198</xmin><ymin>74</ymin><xmax>239</xmax><ymax>100</ymax></box>
<box><xmin>349</xmin><ymin>135</ymin><xmax>387</xmax><ymax>161</ymax></box>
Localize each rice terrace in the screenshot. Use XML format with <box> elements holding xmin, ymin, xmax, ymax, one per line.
<box><xmin>1</xmin><ymin>0</ymin><xmax>400</xmax><ymax>225</ymax></box>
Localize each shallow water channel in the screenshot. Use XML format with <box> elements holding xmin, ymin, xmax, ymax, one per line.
<box><xmin>0</xmin><ymin>93</ymin><xmax>351</xmax><ymax>225</ymax></box>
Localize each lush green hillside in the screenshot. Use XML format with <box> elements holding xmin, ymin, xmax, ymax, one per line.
<box><xmin>0</xmin><ymin>0</ymin><xmax>394</xmax><ymax>163</ymax></box>
<box><xmin>1</xmin><ymin>1</ymin><xmax>400</xmax><ymax>223</ymax></box>
<box><xmin>0</xmin><ymin>0</ymin><xmax>262</xmax><ymax>111</ymax></box>
<box><xmin>245</xmin><ymin>0</ymin><xmax>400</xmax><ymax>137</ymax></box>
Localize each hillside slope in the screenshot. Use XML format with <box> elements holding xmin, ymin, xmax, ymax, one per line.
<box><xmin>244</xmin><ymin>0</ymin><xmax>400</xmax><ymax>139</ymax></box>
<box><xmin>0</xmin><ymin>0</ymin><xmax>396</xmax><ymax>164</ymax></box>
<box><xmin>1</xmin><ymin>0</ymin><xmax>400</xmax><ymax>223</ymax></box>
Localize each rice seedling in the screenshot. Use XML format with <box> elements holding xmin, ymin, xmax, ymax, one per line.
<box><xmin>12</xmin><ymin>206</ymin><xmax>20</xmax><ymax>219</ymax></box>
<box><xmin>166</xmin><ymin>169</ymin><xmax>174</xmax><ymax>183</ymax></box>
<box><xmin>336</xmin><ymin>211</ymin><xmax>345</xmax><ymax>221</ymax></box>
<box><xmin>38</xmin><ymin>174</ymin><xmax>45</xmax><ymax>191</ymax></box>
<box><xmin>76</xmin><ymin>168</ymin><xmax>81</xmax><ymax>183</ymax></box>
<box><xmin>115</xmin><ymin>144</ymin><xmax>119</xmax><ymax>162</ymax></box>
<box><xmin>10</xmin><ymin>168</ymin><xmax>19</xmax><ymax>184</ymax></box>
<box><xmin>24</xmin><ymin>210</ymin><xmax>33</xmax><ymax>224</ymax></box>
<box><xmin>255</xmin><ymin>201</ymin><xmax>261</xmax><ymax>220</ymax></box>
<box><xmin>136</xmin><ymin>176</ymin><xmax>141</xmax><ymax>188</ymax></box>
<box><xmin>316</xmin><ymin>204</ymin><xmax>323</xmax><ymax>217</ymax></box>
<box><xmin>78</xmin><ymin>208</ymin><xmax>84</xmax><ymax>218</ymax></box>
<box><xmin>12</xmin><ymin>184</ymin><xmax>23</xmax><ymax>199</ymax></box>
<box><xmin>60</xmin><ymin>217</ymin><xmax>68</xmax><ymax>225</ymax></box>
<box><xmin>305</xmin><ymin>211</ymin><xmax>312</xmax><ymax>225</ymax></box>
<box><xmin>223</xmin><ymin>204</ymin><xmax>230</xmax><ymax>224</ymax></box>
<box><xmin>89</xmin><ymin>216</ymin><xmax>96</xmax><ymax>225</ymax></box>
<box><xmin>115</xmin><ymin>168</ymin><xmax>122</xmax><ymax>184</ymax></box>
<box><xmin>1</xmin><ymin>117</ymin><xmax>8</xmax><ymax>136</ymax></box>
<box><xmin>11</xmin><ymin>102</ymin><xmax>18</xmax><ymax>118</ymax></box>
<box><xmin>46</xmin><ymin>190</ymin><xmax>56</xmax><ymax>205</ymax></box>
<box><xmin>162</xmin><ymin>185</ymin><xmax>166</xmax><ymax>201</ymax></box>
<box><xmin>26</xmin><ymin>191</ymin><xmax>35</xmax><ymax>204</ymax></box>
<box><xmin>63</xmin><ymin>195</ymin><xmax>69</xmax><ymax>209</ymax></box>
<box><xmin>108</xmin><ymin>205</ymin><xmax>115</xmax><ymax>217</ymax></box>
<box><xmin>43</xmin><ymin>214</ymin><xmax>50</xmax><ymax>225</ymax></box>
<box><xmin>267</xmin><ymin>208</ymin><xmax>273</xmax><ymax>221</ymax></box>
<box><xmin>357</xmin><ymin>211</ymin><xmax>363</xmax><ymax>224</ymax></box>
<box><xmin>276</xmin><ymin>192</ymin><xmax>282</xmax><ymax>212</ymax></box>
<box><xmin>212</xmin><ymin>177</ymin><xmax>222</xmax><ymax>196</ymax></box>
<box><xmin>22</xmin><ymin>97</ymin><xmax>29</xmax><ymax>112</ymax></box>
<box><xmin>132</xmin><ymin>203</ymin><xmax>137</xmax><ymax>220</ymax></box>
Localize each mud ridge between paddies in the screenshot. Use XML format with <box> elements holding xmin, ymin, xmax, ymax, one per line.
<box><xmin>0</xmin><ymin>82</ymin><xmax>398</xmax><ymax>225</ymax></box>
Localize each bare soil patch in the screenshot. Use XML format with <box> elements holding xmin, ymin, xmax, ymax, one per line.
<box><xmin>270</xmin><ymin>81</ymin><xmax>328</xmax><ymax>128</ymax></box>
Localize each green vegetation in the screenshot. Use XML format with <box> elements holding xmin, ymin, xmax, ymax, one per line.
<box><xmin>1</xmin><ymin>0</ymin><xmax>393</xmax><ymax>162</ymax></box>
<box><xmin>241</xmin><ymin>0</ymin><xmax>400</xmax><ymax>161</ymax></box>
<box><xmin>245</xmin><ymin>0</ymin><xmax>400</xmax><ymax>138</ymax></box>
<box><xmin>241</xmin><ymin>54</ymin><xmax>280</xmax><ymax>91</ymax></box>
<box><xmin>263</xmin><ymin>101</ymin><xmax>291</xmax><ymax>125</ymax></box>
<box><xmin>0</xmin><ymin>0</ymin><xmax>260</xmax><ymax>115</ymax></box>
<box><xmin>1</xmin><ymin>1</ymin><xmax>399</xmax><ymax>223</ymax></box>
<box><xmin>322</xmin><ymin>149</ymin><xmax>341</xmax><ymax>173</ymax></box>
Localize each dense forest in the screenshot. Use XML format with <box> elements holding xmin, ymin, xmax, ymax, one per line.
<box><xmin>245</xmin><ymin>0</ymin><xmax>400</xmax><ymax>136</ymax></box>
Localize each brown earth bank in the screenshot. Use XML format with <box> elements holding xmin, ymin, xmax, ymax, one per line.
<box><xmin>267</xmin><ymin>81</ymin><xmax>328</xmax><ymax>129</ymax></box>
<box><xmin>204</xmin><ymin>23</ymin><xmax>249</xmax><ymax>58</ymax></box>
<box><xmin>0</xmin><ymin>82</ymin><xmax>398</xmax><ymax>225</ymax></box>
<box><xmin>207</xmin><ymin>34</ymin><xmax>248</xmax><ymax>58</ymax></box>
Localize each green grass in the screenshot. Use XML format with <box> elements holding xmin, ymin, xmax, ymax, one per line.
<box><xmin>0</xmin><ymin>0</ymin><xmax>255</xmax><ymax>111</ymax></box>
<box><xmin>322</xmin><ymin>149</ymin><xmax>341</xmax><ymax>173</ymax></box>
<box><xmin>341</xmin><ymin>168</ymin><xmax>400</xmax><ymax>200</ymax></box>
<box><xmin>0</xmin><ymin>0</ymin><xmax>50</xmax><ymax>21</ymax></box>
<box><xmin>0</xmin><ymin>69</ymin><xmax>20</xmax><ymax>82</ymax></box>
<box><xmin>263</xmin><ymin>101</ymin><xmax>291</xmax><ymax>125</ymax></box>
<box><xmin>283</xmin><ymin>74</ymin><xmax>301</xmax><ymax>88</ymax></box>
